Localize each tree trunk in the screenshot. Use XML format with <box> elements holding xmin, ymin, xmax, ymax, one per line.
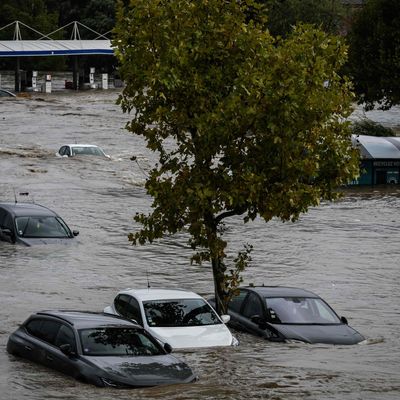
<box><xmin>211</xmin><ymin>255</ymin><xmax>227</xmax><ymax>315</ymax></box>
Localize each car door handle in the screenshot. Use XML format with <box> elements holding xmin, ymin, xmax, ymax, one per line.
<box><xmin>24</xmin><ymin>345</ymin><xmax>32</xmax><ymax>351</ymax></box>
<box><xmin>46</xmin><ymin>355</ymin><xmax>54</xmax><ymax>361</ymax></box>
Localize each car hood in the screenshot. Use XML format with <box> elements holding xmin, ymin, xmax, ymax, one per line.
<box><xmin>84</xmin><ymin>354</ymin><xmax>194</xmax><ymax>386</ymax></box>
<box><xmin>148</xmin><ymin>324</ymin><xmax>233</xmax><ymax>349</ymax></box>
<box><xmin>17</xmin><ymin>237</ymin><xmax>75</xmax><ymax>246</ymax></box>
<box><xmin>271</xmin><ymin>323</ymin><xmax>364</xmax><ymax>345</ymax></box>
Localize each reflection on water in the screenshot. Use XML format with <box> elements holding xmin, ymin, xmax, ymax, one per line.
<box><xmin>1</xmin><ymin>91</ymin><xmax>400</xmax><ymax>399</ymax></box>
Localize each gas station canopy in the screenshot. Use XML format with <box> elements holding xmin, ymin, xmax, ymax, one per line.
<box><xmin>0</xmin><ymin>40</ymin><xmax>113</xmax><ymax>57</ymax></box>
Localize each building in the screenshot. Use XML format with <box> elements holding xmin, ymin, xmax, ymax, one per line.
<box><xmin>352</xmin><ymin>135</ymin><xmax>400</xmax><ymax>185</ymax></box>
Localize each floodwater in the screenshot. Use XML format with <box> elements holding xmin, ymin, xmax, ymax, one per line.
<box><xmin>0</xmin><ymin>89</ymin><xmax>400</xmax><ymax>400</ymax></box>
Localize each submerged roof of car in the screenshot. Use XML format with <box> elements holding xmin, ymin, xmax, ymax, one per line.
<box><xmin>118</xmin><ymin>288</ymin><xmax>204</xmax><ymax>302</ymax></box>
<box><xmin>0</xmin><ymin>202</ymin><xmax>58</xmax><ymax>217</ymax></box>
<box><xmin>35</xmin><ymin>310</ymin><xmax>141</xmax><ymax>329</ymax></box>
<box><xmin>244</xmin><ymin>286</ymin><xmax>320</xmax><ymax>298</ymax></box>
<box><xmin>66</xmin><ymin>144</ymin><xmax>101</xmax><ymax>148</ymax></box>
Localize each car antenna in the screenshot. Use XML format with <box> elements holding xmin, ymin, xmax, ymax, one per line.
<box><xmin>147</xmin><ymin>271</ymin><xmax>151</xmax><ymax>289</ymax></box>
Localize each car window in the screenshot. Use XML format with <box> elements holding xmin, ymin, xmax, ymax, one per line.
<box><xmin>0</xmin><ymin>207</ymin><xmax>8</xmax><ymax>226</ymax></box>
<box><xmin>54</xmin><ymin>325</ymin><xmax>76</xmax><ymax>350</ymax></box>
<box><xmin>65</xmin><ymin>147</ymin><xmax>71</xmax><ymax>156</ymax></box>
<box><xmin>143</xmin><ymin>298</ymin><xmax>221</xmax><ymax>327</ymax></box>
<box><xmin>114</xmin><ymin>294</ymin><xmax>131</xmax><ymax>317</ymax></box>
<box><xmin>15</xmin><ymin>216</ymin><xmax>70</xmax><ymax>238</ymax></box>
<box><xmin>25</xmin><ymin>319</ymin><xmax>42</xmax><ymax>337</ymax></box>
<box><xmin>128</xmin><ymin>297</ymin><xmax>143</xmax><ymax>325</ymax></box>
<box><xmin>25</xmin><ymin>318</ymin><xmax>62</xmax><ymax>345</ymax></box>
<box><xmin>79</xmin><ymin>327</ymin><xmax>163</xmax><ymax>356</ymax></box>
<box><xmin>242</xmin><ymin>293</ymin><xmax>263</xmax><ymax>318</ymax></box>
<box><xmin>39</xmin><ymin>320</ymin><xmax>62</xmax><ymax>344</ymax></box>
<box><xmin>114</xmin><ymin>294</ymin><xmax>142</xmax><ymax>323</ymax></box>
<box><xmin>265</xmin><ymin>297</ymin><xmax>341</xmax><ymax>324</ymax></box>
<box><xmin>228</xmin><ymin>289</ymin><xmax>248</xmax><ymax>313</ymax></box>
<box><xmin>3</xmin><ymin>213</ymin><xmax>14</xmax><ymax>231</ymax></box>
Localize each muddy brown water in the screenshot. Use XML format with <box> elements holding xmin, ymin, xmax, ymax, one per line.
<box><xmin>0</xmin><ymin>90</ymin><xmax>399</xmax><ymax>399</ymax></box>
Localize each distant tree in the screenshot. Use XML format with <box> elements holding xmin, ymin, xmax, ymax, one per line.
<box><xmin>82</xmin><ymin>0</ymin><xmax>116</xmax><ymax>35</ymax></box>
<box><xmin>0</xmin><ymin>0</ymin><xmax>59</xmax><ymax>40</ymax></box>
<box><xmin>351</xmin><ymin>119</ymin><xmax>395</xmax><ymax>137</ymax></box>
<box><xmin>262</xmin><ymin>0</ymin><xmax>346</xmax><ymax>37</ymax></box>
<box><xmin>114</xmin><ymin>0</ymin><xmax>360</xmax><ymax>313</ymax></box>
<box><xmin>0</xmin><ymin>0</ymin><xmax>64</xmax><ymax>70</ymax></box>
<box><xmin>348</xmin><ymin>0</ymin><xmax>400</xmax><ymax>110</ymax></box>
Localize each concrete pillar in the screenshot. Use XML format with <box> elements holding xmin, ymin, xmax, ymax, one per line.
<box><xmin>15</xmin><ymin>57</ymin><xmax>21</xmax><ymax>92</ymax></box>
<box><xmin>73</xmin><ymin>56</ymin><xmax>79</xmax><ymax>90</ymax></box>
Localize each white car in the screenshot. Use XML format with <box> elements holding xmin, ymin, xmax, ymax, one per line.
<box><xmin>104</xmin><ymin>288</ymin><xmax>238</xmax><ymax>350</ymax></box>
<box><xmin>56</xmin><ymin>144</ymin><xmax>110</xmax><ymax>158</ymax></box>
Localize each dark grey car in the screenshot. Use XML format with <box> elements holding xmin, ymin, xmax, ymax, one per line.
<box><xmin>0</xmin><ymin>202</ymin><xmax>79</xmax><ymax>246</ymax></box>
<box><xmin>212</xmin><ymin>286</ymin><xmax>365</xmax><ymax>345</ymax></box>
<box><xmin>7</xmin><ymin>310</ymin><xmax>196</xmax><ymax>388</ymax></box>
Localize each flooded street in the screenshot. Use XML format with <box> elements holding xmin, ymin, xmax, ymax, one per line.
<box><xmin>0</xmin><ymin>90</ymin><xmax>399</xmax><ymax>399</ymax></box>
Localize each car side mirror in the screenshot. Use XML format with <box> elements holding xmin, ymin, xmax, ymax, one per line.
<box><xmin>164</xmin><ymin>343</ymin><xmax>172</xmax><ymax>354</ymax></box>
<box><xmin>340</xmin><ymin>316</ymin><xmax>348</xmax><ymax>325</ymax></box>
<box><xmin>60</xmin><ymin>343</ymin><xmax>76</xmax><ymax>357</ymax></box>
<box><xmin>251</xmin><ymin>315</ymin><xmax>268</xmax><ymax>329</ymax></box>
<box><xmin>73</xmin><ymin>230</ymin><xmax>79</xmax><ymax>237</ymax></box>
<box><xmin>220</xmin><ymin>314</ymin><xmax>230</xmax><ymax>324</ymax></box>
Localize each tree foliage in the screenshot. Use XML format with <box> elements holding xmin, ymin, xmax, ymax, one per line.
<box><xmin>114</xmin><ymin>0</ymin><xmax>360</xmax><ymax>313</ymax></box>
<box><xmin>348</xmin><ymin>0</ymin><xmax>400</xmax><ymax>110</ymax></box>
<box><xmin>262</xmin><ymin>0</ymin><xmax>346</xmax><ymax>37</ymax></box>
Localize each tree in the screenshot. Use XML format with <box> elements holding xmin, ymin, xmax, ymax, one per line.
<box><xmin>114</xmin><ymin>0</ymin><xmax>360</xmax><ymax>314</ymax></box>
<box><xmin>348</xmin><ymin>0</ymin><xmax>400</xmax><ymax>110</ymax></box>
<box><xmin>262</xmin><ymin>0</ymin><xmax>346</xmax><ymax>37</ymax></box>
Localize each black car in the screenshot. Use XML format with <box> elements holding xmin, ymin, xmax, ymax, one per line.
<box><xmin>7</xmin><ymin>310</ymin><xmax>196</xmax><ymax>388</ymax></box>
<box><xmin>0</xmin><ymin>202</ymin><xmax>79</xmax><ymax>246</ymax></box>
<box><xmin>215</xmin><ymin>286</ymin><xmax>364</xmax><ymax>345</ymax></box>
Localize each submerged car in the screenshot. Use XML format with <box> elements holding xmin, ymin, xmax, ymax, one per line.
<box><xmin>0</xmin><ymin>202</ymin><xmax>79</xmax><ymax>246</ymax></box>
<box><xmin>211</xmin><ymin>286</ymin><xmax>364</xmax><ymax>345</ymax></box>
<box><xmin>104</xmin><ymin>288</ymin><xmax>238</xmax><ymax>350</ymax></box>
<box><xmin>7</xmin><ymin>310</ymin><xmax>195</xmax><ymax>388</ymax></box>
<box><xmin>0</xmin><ymin>88</ymin><xmax>16</xmax><ymax>97</ymax></box>
<box><xmin>56</xmin><ymin>144</ymin><xmax>110</xmax><ymax>158</ymax></box>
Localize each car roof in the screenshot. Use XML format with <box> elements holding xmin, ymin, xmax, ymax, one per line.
<box><xmin>0</xmin><ymin>88</ymin><xmax>16</xmax><ymax>97</ymax></box>
<box><xmin>118</xmin><ymin>288</ymin><xmax>204</xmax><ymax>302</ymax></box>
<box><xmin>66</xmin><ymin>144</ymin><xmax>101</xmax><ymax>148</ymax></box>
<box><xmin>33</xmin><ymin>310</ymin><xmax>141</xmax><ymax>329</ymax></box>
<box><xmin>243</xmin><ymin>286</ymin><xmax>320</xmax><ymax>298</ymax></box>
<box><xmin>0</xmin><ymin>202</ymin><xmax>58</xmax><ymax>218</ymax></box>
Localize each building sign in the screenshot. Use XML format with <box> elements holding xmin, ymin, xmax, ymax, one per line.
<box><xmin>373</xmin><ymin>161</ymin><xmax>400</xmax><ymax>167</ymax></box>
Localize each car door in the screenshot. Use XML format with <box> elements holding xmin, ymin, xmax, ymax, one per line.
<box><xmin>239</xmin><ymin>292</ymin><xmax>266</xmax><ymax>336</ymax></box>
<box><xmin>19</xmin><ymin>318</ymin><xmax>48</xmax><ymax>362</ymax></box>
<box><xmin>48</xmin><ymin>323</ymin><xmax>80</xmax><ymax>377</ymax></box>
<box><xmin>227</xmin><ymin>289</ymin><xmax>250</xmax><ymax>331</ymax></box>
<box><xmin>35</xmin><ymin>319</ymin><xmax>64</xmax><ymax>368</ymax></box>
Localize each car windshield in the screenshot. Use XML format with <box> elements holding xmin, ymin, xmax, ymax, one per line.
<box><xmin>15</xmin><ymin>216</ymin><xmax>71</xmax><ymax>238</ymax></box>
<box><xmin>266</xmin><ymin>297</ymin><xmax>341</xmax><ymax>324</ymax></box>
<box><xmin>79</xmin><ymin>327</ymin><xmax>163</xmax><ymax>356</ymax></box>
<box><xmin>143</xmin><ymin>298</ymin><xmax>221</xmax><ymax>327</ymax></box>
<box><xmin>71</xmin><ymin>146</ymin><xmax>105</xmax><ymax>156</ymax></box>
